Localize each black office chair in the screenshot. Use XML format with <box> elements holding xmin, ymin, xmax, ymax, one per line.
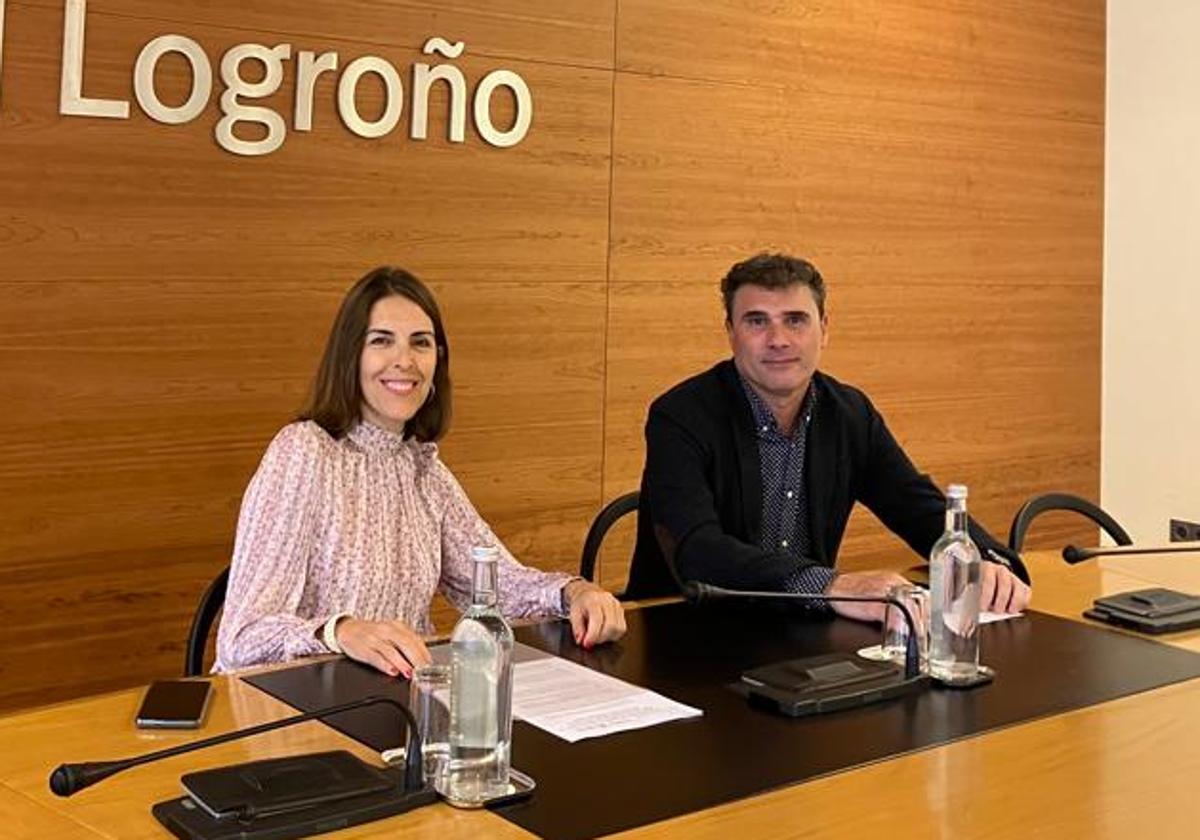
<box><xmin>1007</xmin><ymin>493</ymin><xmax>1132</xmax><ymax>553</ymax></box>
<box><xmin>579</xmin><ymin>491</ymin><xmax>639</xmax><ymax>595</ymax></box>
<box><xmin>184</xmin><ymin>566</ymin><xmax>230</xmax><ymax>677</ymax></box>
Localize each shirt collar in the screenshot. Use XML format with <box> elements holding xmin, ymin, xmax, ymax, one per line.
<box><xmin>347</xmin><ymin>420</ymin><xmax>410</xmax><ymax>453</ymax></box>
<box><xmin>737</xmin><ymin>373</ymin><xmax>816</xmax><ymax>439</ymax></box>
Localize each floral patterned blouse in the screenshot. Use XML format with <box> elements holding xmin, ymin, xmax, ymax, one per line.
<box><xmin>215</xmin><ymin>421</ymin><xmax>571</xmax><ymax>670</ymax></box>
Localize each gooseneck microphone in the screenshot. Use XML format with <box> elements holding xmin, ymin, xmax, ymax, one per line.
<box><xmin>683</xmin><ymin>581</ymin><xmax>923</xmax><ymax>680</ymax></box>
<box><xmin>1062</xmin><ymin>543</ymin><xmax>1200</xmax><ymax>564</ymax></box>
<box><xmin>49</xmin><ymin>694</ymin><xmax>423</xmax><ymax>797</ymax></box>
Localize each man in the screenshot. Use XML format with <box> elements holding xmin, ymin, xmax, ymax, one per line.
<box><xmin>625</xmin><ymin>253</ymin><xmax>1031</xmax><ymax>622</ymax></box>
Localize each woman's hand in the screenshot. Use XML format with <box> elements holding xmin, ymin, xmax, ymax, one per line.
<box><xmin>562</xmin><ymin>580</ymin><xmax>627</xmax><ymax>648</ymax></box>
<box><xmin>334</xmin><ymin>617</ymin><xmax>432</xmax><ymax>678</ymax></box>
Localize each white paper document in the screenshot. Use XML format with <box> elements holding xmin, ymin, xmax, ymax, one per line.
<box><xmin>512</xmin><ymin>657</ymin><xmax>702</xmax><ymax>743</ymax></box>
<box><xmin>980</xmin><ymin>610</ymin><xmax>1024</xmax><ymax>624</ymax></box>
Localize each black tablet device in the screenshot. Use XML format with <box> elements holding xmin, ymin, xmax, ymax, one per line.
<box><xmin>1085</xmin><ymin>588</ymin><xmax>1200</xmax><ymax>635</ymax></box>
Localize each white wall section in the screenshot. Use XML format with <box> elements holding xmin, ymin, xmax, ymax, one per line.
<box><xmin>1105</xmin><ymin>0</ymin><xmax>1200</xmax><ymax>541</ymax></box>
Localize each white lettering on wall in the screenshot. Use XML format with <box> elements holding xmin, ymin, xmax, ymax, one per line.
<box><xmin>412</xmin><ymin>38</ymin><xmax>467</xmax><ymax>142</ymax></box>
<box><xmin>60</xmin><ymin>0</ymin><xmax>129</xmax><ymax>118</ymax></box>
<box><xmin>40</xmin><ymin>5</ymin><xmax>534</xmax><ymax>156</ymax></box>
<box><xmin>338</xmin><ymin>55</ymin><xmax>403</xmax><ymax>139</ymax></box>
<box><xmin>294</xmin><ymin>50</ymin><xmax>339</xmax><ymax>132</ymax></box>
<box><xmin>134</xmin><ymin>35</ymin><xmax>212</xmax><ymax>125</ymax></box>
<box><xmin>473</xmin><ymin>69</ymin><xmax>533</xmax><ymax>148</ymax></box>
<box><xmin>216</xmin><ymin>43</ymin><xmax>291</xmax><ymax>156</ymax></box>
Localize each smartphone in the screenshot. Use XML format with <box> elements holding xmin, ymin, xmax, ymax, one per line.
<box><xmin>135</xmin><ymin>680</ymin><xmax>214</xmax><ymax>729</ymax></box>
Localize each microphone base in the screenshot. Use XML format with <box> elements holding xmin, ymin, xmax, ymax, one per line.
<box><xmin>736</xmin><ymin>653</ymin><xmax>928</xmax><ymax>717</ymax></box>
<box><xmin>152</xmin><ymin>782</ymin><xmax>437</xmax><ymax>840</ymax></box>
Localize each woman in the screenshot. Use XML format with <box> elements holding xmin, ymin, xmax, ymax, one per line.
<box><xmin>215</xmin><ymin>266</ymin><xmax>625</xmax><ymax>676</ymax></box>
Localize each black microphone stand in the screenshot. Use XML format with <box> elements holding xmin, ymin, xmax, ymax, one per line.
<box><xmin>1063</xmin><ymin>542</ymin><xmax>1200</xmax><ymax>564</ymax></box>
<box><xmin>685</xmin><ymin>582</ymin><xmax>934</xmax><ymax>717</ymax></box>
<box><xmin>1061</xmin><ymin>543</ymin><xmax>1200</xmax><ymax>633</ymax></box>
<box><xmin>49</xmin><ymin>693</ymin><xmax>438</xmax><ymax>840</ymax></box>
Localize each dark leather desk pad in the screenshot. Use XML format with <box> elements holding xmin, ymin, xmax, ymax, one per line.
<box><xmin>245</xmin><ymin>602</ymin><xmax>1200</xmax><ymax>840</ymax></box>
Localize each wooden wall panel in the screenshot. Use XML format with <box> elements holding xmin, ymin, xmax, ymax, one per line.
<box><xmin>1</xmin><ymin>9</ymin><xmax>612</xmax><ymax>283</ymax></box>
<box><xmin>0</xmin><ymin>0</ymin><xmax>612</xmax><ymax>708</ymax></box>
<box><xmin>605</xmin><ymin>4</ymin><xmax>1104</xmax><ymax>573</ymax></box>
<box><xmin>617</xmin><ymin>0</ymin><xmax>1104</xmax><ymax>123</ymax></box>
<box><xmin>0</xmin><ymin>0</ymin><xmax>1104</xmax><ymax>710</ymax></box>
<box><xmin>14</xmin><ymin>0</ymin><xmax>616</xmax><ymax>68</ymax></box>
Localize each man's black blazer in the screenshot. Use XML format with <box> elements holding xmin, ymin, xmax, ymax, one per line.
<box><xmin>625</xmin><ymin>360</ymin><xmax>1028</xmax><ymax>598</ymax></box>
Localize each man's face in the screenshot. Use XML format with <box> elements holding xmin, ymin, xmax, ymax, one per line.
<box><xmin>726</xmin><ymin>283</ymin><xmax>828</xmax><ymax>400</ymax></box>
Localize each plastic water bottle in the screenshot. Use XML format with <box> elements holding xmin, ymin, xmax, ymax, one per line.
<box><xmin>929</xmin><ymin>484</ymin><xmax>982</xmax><ymax>683</ymax></box>
<box><xmin>441</xmin><ymin>546</ymin><xmax>514</xmax><ymax>807</ymax></box>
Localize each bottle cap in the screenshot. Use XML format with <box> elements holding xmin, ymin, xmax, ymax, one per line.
<box><xmin>946</xmin><ymin>484</ymin><xmax>968</xmax><ymax>499</ymax></box>
<box><xmin>470</xmin><ymin>545</ymin><xmax>499</xmax><ymax>563</ymax></box>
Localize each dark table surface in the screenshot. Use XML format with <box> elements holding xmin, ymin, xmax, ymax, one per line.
<box><xmin>247</xmin><ymin>600</ymin><xmax>1200</xmax><ymax>840</ymax></box>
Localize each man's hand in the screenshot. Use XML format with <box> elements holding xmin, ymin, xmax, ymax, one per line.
<box><xmin>563</xmin><ymin>580</ymin><xmax>627</xmax><ymax>648</ymax></box>
<box><xmin>980</xmin><ymin>562</ymin><xmax>1031</xmax><ymax>614</ymax></box>
<box><xmin>823</xmin><ymin>570</ymin><xmax>911</xmax><ymax>623</ymax></box>
<box><xmin>335</xmin><ymin>617</ymin><xmax>432</xmax><ymax>678</ymax></box>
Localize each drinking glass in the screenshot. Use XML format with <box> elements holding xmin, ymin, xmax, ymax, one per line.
<box><xmin>408</xmin><ymin>663</ymin><xmax>451</xmax><ymax>786</ymax></box>
<box><xmin>882</xmin><ymin>584</ymin><xmax>930</xmax><ymax>673</ymax></box>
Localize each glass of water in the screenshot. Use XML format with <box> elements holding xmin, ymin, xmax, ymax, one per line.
<box><xmin>882</xmin><ymin>584</ymin><xmax>930</xmax><ymax>673</ymax></box>
<box><xmin>408</xmin><ymin>663</ymin><xmax>451</xmax><ymax>786</ymax></box>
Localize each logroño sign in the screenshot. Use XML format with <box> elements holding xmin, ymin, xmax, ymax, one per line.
<box><xmin>0</xmin><ymin>0</ymin><xmax>534</xmax><ymax>156</ymax></box>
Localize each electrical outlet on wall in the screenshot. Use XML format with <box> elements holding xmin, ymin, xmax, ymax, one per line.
<box><xmin>1169</xmin><ymin>519</ymin><xmax>1200</xmax><ymax>542</ymax></box>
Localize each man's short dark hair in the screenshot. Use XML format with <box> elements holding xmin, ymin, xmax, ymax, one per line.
<box><xmin>720</xmin><ymin>253</ymin><xmax>826</xmax><ymax>321</ymax></box>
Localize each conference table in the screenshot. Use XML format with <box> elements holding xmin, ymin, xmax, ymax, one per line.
<box><xmin>2</xmin><ymin>548</ymin><xmax>1199</xmax><ymax>840</ymax></box>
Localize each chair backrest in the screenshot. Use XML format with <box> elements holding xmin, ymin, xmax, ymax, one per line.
<box><xmin>184</xmin><ymin>566</ymin><xmax>230</xmax><ymax>677</ymax></box>
<box><xmin>1008</xmin><ymin>493</ymin><xmax>1132</xmax><ymax>553</ymax></box>
<box><xmin>579</xmin><ymin>491</ymin><xmax>639</xmax><ymax>594</ymax></box>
